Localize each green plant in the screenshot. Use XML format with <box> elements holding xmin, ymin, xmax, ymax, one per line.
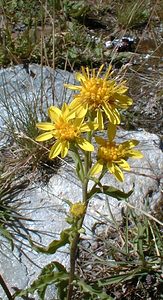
<box><xmin>13</xmin><ymin>64</ymin><xmax>144</xmax><ymax>300</ymax></box>
<box><xmin>61</xmin><ymin>0</ymin><xmax>90</xmax><ymax>19</ymax></box>
<box><xmin>116</xmin><ymin>0</ymin><xmax>150</xmax><ymax>29</ymax></box>
<box><xmin>0</xmin><ymin>171</ymin><xmax>32</xmax><ymax>247</ymax></box>
<box><xmin>63</xmin><ymin>21</ymin><xmax>104</xmax><ymax>67</ymax></box>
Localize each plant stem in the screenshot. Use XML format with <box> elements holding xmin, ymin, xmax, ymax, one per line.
<box><xmin>66</xmin><ymin>231</ymin><xmax>80</xmax><ymax>300</ymax></box>
<box><xmin>67</xmin><ymin>191</ymin><xmax>89</xmax><ymax>300</ymax></box>
<box><xmin>67</xmin><ymin>151</ymin><xmax>90</xmax><ymax>300</ymax></box>
<box><xmin>0</xmin><ymin>274</ymin><xmax>13</xmax><ymax>300</ymax></box>
<box><xmin>67</xmin><ymin>207</ymin><xmax>88</xmax><ymax>300</ymax></box>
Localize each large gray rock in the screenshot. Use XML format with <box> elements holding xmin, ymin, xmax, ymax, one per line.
<box><xmin>0</xmin><ymin>65</ymin><xmax>162</xmax><ymax>299</ymax></box>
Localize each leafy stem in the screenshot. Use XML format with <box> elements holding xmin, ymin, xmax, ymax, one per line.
<box><xmin>67</xmin><ymin>145</ymin><xmax>91</xmax><ymax>300</ymax></box>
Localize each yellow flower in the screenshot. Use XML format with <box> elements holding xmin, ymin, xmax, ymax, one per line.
<box><xmin>36</xmin><ymin>103</ymin><xmax>96</xmax><ymax>159</ymax></box>
<box><xmin>90</xmin><ymin>124</ymin><xmax>143</xmax><ymax>182</ymax></box>
<box><xmin>64</xmin><ymin>65</ymin><xmax>133</xmax><ymax>127</ymax></box>
<box><xmin>70</xmin><ymin>202</ymin><xmax>86</xmax><ymax>218</ymax></box>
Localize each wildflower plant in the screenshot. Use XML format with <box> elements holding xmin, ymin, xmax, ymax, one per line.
<box><xmin>15</xmin><ymin>65</ymin><xmax>143</xmax><ymax>300</ymax></box>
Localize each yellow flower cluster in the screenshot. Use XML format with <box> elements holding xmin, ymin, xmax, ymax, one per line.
<box><xmin>36</xmin><ymin>65</ymin><xmax>143</xmax><ymax>181</ymax></box>
<box><xmin>65</xmin><ymin>64</ymin><xmax>132</xmax><ymax>127</ymax></box>
<box><xmin>36</xmin><ymin>103</ymin><xmax>96</xmax><ymax>159</ymax></box>
<box><xmin>90</xmin><ymin>131</ymin><xmax>143</xmax><ymax>182</ymax></box>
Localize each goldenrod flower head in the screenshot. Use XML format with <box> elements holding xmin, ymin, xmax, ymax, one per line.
<box><xmin>70</xmin><ymin>202</ymin><xmax>86</xmax><ymax>218</ymax></box>
<box><xmin>36</xmin><ymin>103</ymin><xmax>96</xmax><ymax>159</ymax></box>
<box><xmin>64</xmin><ymin>65</ymin><xmax>133</xmax><ymax>127</ymax></box>
<box><xmin>90</xmin><ymin>124</ymin><xmax>143</xmax><ymax>182</ymax></box>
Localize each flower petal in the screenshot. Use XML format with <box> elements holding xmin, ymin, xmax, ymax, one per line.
<box><xmin>107</xmin><ymin>161</ymin><xmax>115</xmax><ymax>174</ymax></box>
<box><xmin>95</xmin><ymin>136</ymin><xmax>106</xmax><ymax>146</ymax></box>
<box><xmin>48</xmin><ymin>106</ymin><xmax>61</xmax><ymax>122</ymax></box>
<box><xmin>62</xmin><ymin>104</ymin><xmax>76</xmax><ymax>120</ymax></box>
<box><xmin>107</xmin><ymin>161</ymin><xmax>125</xmax><ymax>181</ymax></box>
<box><xmin>104</xmin><ymin>65</ymin><xmax>112</xmax><ymax>80</ymax></box>
<box><xmin>49</xmin><ymin>140</ymin><xmax>62</xmax><ymax>159</ymax></box>
<box><xmin>81</xmin><ymin>122</ymin><xmax>98</xmax><ymax>132</ymax></box>
<box><xmin>89</xmin><ymin>160</ymin><xmax>103</xmax><ymax>176</ymax></box>
<box><xmin>97</xmin><ymin>108</ymin><xmax>104</xmax><ymax>130</ymax></box>
<box><xmin>121</xmin><ymin>140</ymin><xmax>139</xmax><ymax>149</ymax></box>
<box><xmin>112</xmin><ymin>108</ymin><xmax>120</xmax><ymax>124</ymax></box>
<box><xmin>74</xmin><ymin>117</ymin><xmax>84</xmax><ymax>128</ymax></box>
<box><xmin>108</xmin><ymin>123</ymin><xmax>117</xmax><ymax>142</ymax></box>
<box><xmin>117</xmin><ymin>84</ymin><xmax>128</xmax><ymax>94</ymax></box>
<box><xmin>115</xmin><ymin>93</ymin><xmax>133</xmax><ymax>107</ymax></box>
<box><xmin>116</xmin><ymin>159</ymin><xmax>130</xmax><ymax>171</ymax></box>
<box><xmin>127</xmin><ymin>150</ymin><xmax>143</xmax><ymax>158</ymax></box>
<box><xmin>76</xmin><ymin>138</ymin><xmax>94</xmax><ymax>151</ymax></box>
<box><xmin>64</xmin><ymin>83</ymin><xmax>81</xmax><ymax>90</ymax></box>
<box><xmin>61</xmin><ymin>141</ymin><xmax>69</xmax><ymax>158</ymax></box>
<box><xmin>102</xmin><ymin>103</ymin><xmax>117</xmax><ymax>124</ymax></box>
<box><xmin>62</xmin><ymin>102</ymin><xmax>68</xmax><ymax>114</ymax></box>
<box><xmin>70</xmin><ymin>98</ymin><xmax>82</xmax><ymax>108</ymax></box>
<box><xmin>75</xmin><ymin>105</ymin><xmax>88</xmax><ymax>118</ymax></box>
<box><xmin>36</xmin><ymin>122</ymin><xmax>55</xmax><ymax>131</ymax></box>
<box><xmin>97</xmin><ymin>64</ymin><xmax>104</xmax><ymax>77</ymax></box>
<box><xmin>80</xmin><ymin>104</ymin><xmax>89</xmax><ymax>116</ymax></box>
<box><xmin>70</xmin><ymin>99</ymin><xmax>87</xmax><ymax>117</ymax></box>
<box><xmin>113</xmin><ymin>165</ymin><xmax>124</xmax><ymax>182</ymax></box>
<box><xmin>81</xmin><ymin>66</ymin><xmax>89</xmax><ymax>80</ymax></box>
<box><xmin>86</xmin><ymin>67</ymin><xmax>90</xmax><ymax>78</ymax></box>
<box><xmin>76</xmin><ymin>72</ymin><xmax>86</xmax><ymax>82</ymax></box>
<box><xmin>36</xmin><ymin>132</ymin><xmax>53</xmax><ymax>141</ymax></box>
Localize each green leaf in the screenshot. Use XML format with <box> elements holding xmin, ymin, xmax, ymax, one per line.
<box><xmin>88</xmin><ymin>185</ymin><xmax>133</xmax><ymax>201</ymax></box>
<box><xmin>137</xmin><ymin>222</ymin><xmax>145</xmax><ymax>260</ymax></box>
<box><xmin>78</xmin><ymin>227</ymin><xmax>85</xmax><ymax>234</ymax></box>
<box><xmin>55</xmin><ymin>262</ymin><xmax>68</xmax><ymax>299</ymax></box>
<box><xmin>69</xmin><ymin>150</ymin><xmax>84</xmax><ymax>181</ymax></box>
<box><xmin>67</xmin><ymin>1</ymin><xmax>89</xmax><ymax>18</ymax></box>
<box><xmin>14</xmin><ymin>261</ymin><xmax>69</xmax><ymax>300</ymax></box>
<box><xmin>76</xmin><ymin>279</ymin><xmax>113</xmax><ymax>300</ymax></box>
<box><xmin>0</xmin><ymin>225</ymin><xmax>14</xmax><ymax>250</ymax></box>
<box><xmin>68</xmin><ymin>47</ymin><xmax>78</xmax><ymax>59</ymax></box>
<box><xmin>63</xmin><ymin>199</ymin><xmax>72</xmax><ymax>207</ymax></box>
<box><xmin>65</xmin><ymin>216</ymin><xmax>74</xmax><ymax>225</ymax></box>
<box><xmin>76</xmin><ymin>160</ymin><xmax>84</xmax><ymax>182</ymax></box>
<box><xmin>37</xmin><ymin>286</ymin><xmax>46</xmax><ymax>299</ymax></box>
<box><xmin>94</xmin><ymin>46</ymin><xmax>102</xmax><ymax>57</ymax></box>
<box><xmin>29</xmin><ymin>228</ymin><xmax>71</xmax><ymax>254</ymax></box>
<box><xmin>98</xmin><ymin>267</ymin><xmax>147</xmax><ymax>286</ymax></box>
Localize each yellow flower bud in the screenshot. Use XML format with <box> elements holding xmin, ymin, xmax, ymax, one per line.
<box><xmin>70</xmin><ymin>202</ymin><xmax>86</xmax><ymax>218</ymax></box>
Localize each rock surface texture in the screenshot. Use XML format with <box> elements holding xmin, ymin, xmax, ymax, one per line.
<box><xmin>0</xmin><ymin>65</ymin><xmax>162</xmax><ymax>299</ymax></box>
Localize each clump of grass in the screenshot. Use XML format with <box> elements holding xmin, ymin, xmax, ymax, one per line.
<box><xmin>0</xmin><ymin>174</ymin><xmax>30</xmax><ymax>247</ymax></box>
<box><xmin>116</xmin><ymin>0</ymin><xmax>150</xmax><ymax>29</ymax></box>
<box><xmin>76</xmin><ymin>201</ymin><xmax>163</xmax><ymax>299</ymax></box>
